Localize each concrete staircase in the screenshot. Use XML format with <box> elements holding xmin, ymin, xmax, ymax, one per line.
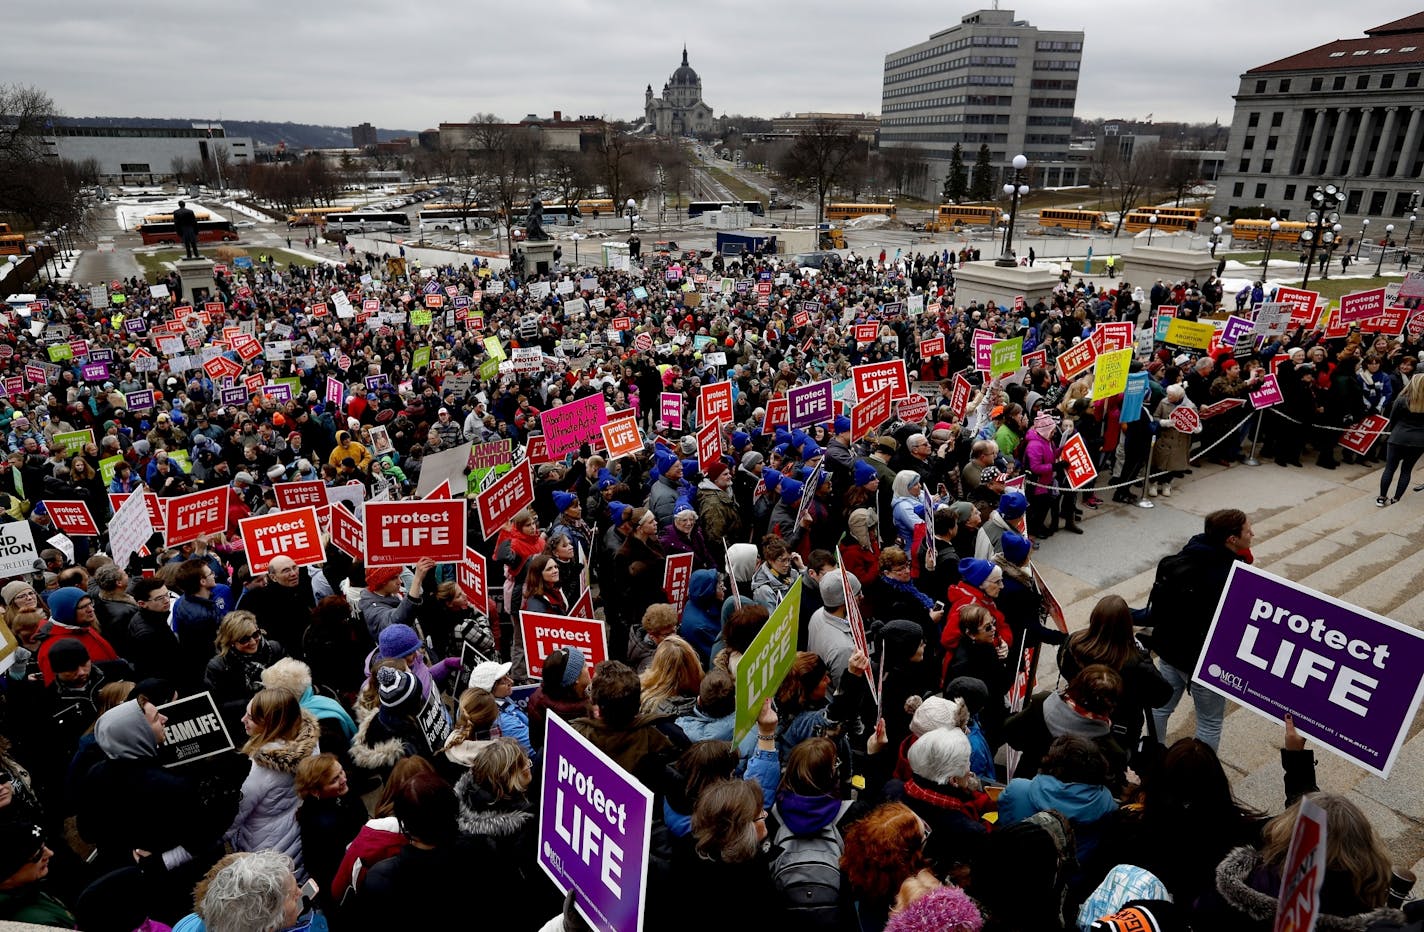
<box><xmin>1031</xmin><ymin>455</ymin><xmax>1424</xmax><ymax>897</ymax></box>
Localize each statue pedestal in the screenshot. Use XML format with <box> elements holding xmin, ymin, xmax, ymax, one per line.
<box><xmin>1118</xmin><ymin>245</ymin><xmax>1219</xmax><ymax>289</ymax></box>
<box><xmin>174</xmin><ymin>257</ymin><xmax>218</xmax><ymax>304</ymax></box>
<box><xmin>953</xmin><ymin>260</ymin><xmax>1062</xmax><ymax>312</ymax></box>
<box><xmin>518</xmin><ymin>241</ymin><xmax>558</xmax><ymax>277</ymax></box>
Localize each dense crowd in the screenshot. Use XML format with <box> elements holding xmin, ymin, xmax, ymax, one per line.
<box><xmin>0</xmin><ymin>238</ymin><xmax>1421</xmax><ymax>932</ymax></box>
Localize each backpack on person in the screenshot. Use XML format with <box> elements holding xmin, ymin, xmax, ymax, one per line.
<box><xmin>770</xmin><ymin>808</ymin><xmax>850</xmax><ymax>931</ymax></box>
<box><xmin>1140</xmin><ymin>550</ymin><xmax>1201</xmax><ymax>634</ymax></box>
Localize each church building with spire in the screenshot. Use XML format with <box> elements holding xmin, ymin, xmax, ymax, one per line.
<box><xmin>644</xmin><ymin>47</ymin><xmax>714</xmax><ymax>136</ymax></box>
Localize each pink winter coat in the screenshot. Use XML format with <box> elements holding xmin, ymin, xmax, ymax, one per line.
<box><xmin>1024</xmin><ymin>430</ymin><xmax>1058</xmax><ymax>497</ymax></box>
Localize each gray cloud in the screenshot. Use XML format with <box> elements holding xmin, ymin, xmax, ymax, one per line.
<box><xmin>8</xmin><ymin>0</ymin><xmax>1411</xmax><ymax>129</ymax></box>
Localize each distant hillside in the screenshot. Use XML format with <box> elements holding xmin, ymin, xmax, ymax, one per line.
<box><xmin>56</xmin><ymin>116</ymin><xmax>419</xmax><ymax>150</ymax></box>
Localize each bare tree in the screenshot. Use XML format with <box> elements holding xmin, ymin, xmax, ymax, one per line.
<box><xmin>595</xmin><ymin>126</ymin><xmax>653</xmax><ymax>217</ymax></box>
<box><xmin>777</xmin><ymin>119</ymin><xmax>861</xmax><ymax>227</ymax></box>
<box><xmin>470</xmin><ymin>118</ymin><xmax>532</xmax><ymax>253</ymax></box>
<box><xmin>545</xmin><ymin>148</ymin><xmax>595</xmax><ymax>225</ymax></box>
<box><xmin>1097</xmin><ymin>142</ymin><xmax>1168</xmax><ymax>236</ymax></box>
<box><xmin>0</xmin><ymin>84</ymin><xmax>87</xmax><ymax>229</ymax></box>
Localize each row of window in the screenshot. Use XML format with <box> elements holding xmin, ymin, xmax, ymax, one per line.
<box><xmin>1033</xmin><ymin>59</ymin><xmax>1080</xmax><ymax>71</ymax></box>
<box><xmin>883</xmin><ymin>113</ymin><xmax>1012</xmax><ymax>126</ymax></box>
<box><xmin>882</xmin><ymin>73</ymin><xmax>1016</xmax><ymax>99</ymax></box>
<box><xmin>1030</xmin><ymin>79</ymin><xmax>1078</xmax><ymax>90</ymax></box>
<box><xmin>1251</xmin><ymin>71</ymin><xmax>1421</xmax><ymax>94</ymax></box>
<box><xmin>884</xmin><ymin>94</ymin><xmax>1014</xmax><ymax>113</ymax></box>
<box><xmin>880</xmin><ymin>131</ymin><xmax>1010</xmax><ymax>144</ymax></box>
<box><xmin>1228</xmin><ymin>184</ymin><xmax>1418</xmax><ymax>221</ymax></box>
<box><xmin>54</xmin><ymin>126</ymin><xmax>230</xmax><ymax>139</ymax></box>
<box><xmin>119</xmin><ymin>163</ymin><xmax>153</xmax><ymax>172</ymax></box>
<box><xmin>886</xmin><ymin>54</ymin><xmax>1021</xmax><ymax>85</ymax></box>
<box><xmin>1241</xmin><ymin>135</ymin><xmax>1278</xmax><ymax>150</ymax></box>
<box><xmin>1029</xmin><ymin>97</ymin><xmax>1077</xmax><ymax>108</ymax></box>
<box><xmin>1024</xmin><ymin>134</ymin><xmax>1072</xmax><ymax>145</ymax></box>
<box><xmin>1027</xmin><ymin>115</ymin><xmax>1074</xmax><ymax>126</ymax></box>
<box><xmin>886</xmin><ymin>34</ymin><xmax>1022</xmax><ymax>70</ymax></box>
<box><xmin>1035</xmin><ymin>40</ymin><xmax>1083</xmax><ymax>51</ymax></box>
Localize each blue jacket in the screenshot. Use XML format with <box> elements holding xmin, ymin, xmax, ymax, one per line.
<box><xmin>497</xmin><ymin>697</ymin><xmax>533</xmax><ymax>758</ymax></box>
<box><xmin>679</xmin><ymin>569</ymin><xmax>723</xmax><ymax>661</ymax></box>
<box><xmin>997</xmin><ymin>774</ymin><xmax>1115</xmax><ymax>832</ymax></box>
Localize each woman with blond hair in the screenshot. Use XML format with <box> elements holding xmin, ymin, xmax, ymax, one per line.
<box><xmin>204</xmin><ymin>610</ymin><xmax>285</xmax><ymax>712</ymax></box>
<box><xmin>639</xmin><ymin>635</ymin><xmax>702</xmax><ymax>718</ymax></box>
<box><xmin>453</xmin><ymin>737</ymin><xmax>548</xmax><ymax>897</ymax></box>
<box><xmin>438</xmin><ymin>687</ymin><xmax>501</xmax><ymax>779</ymax></box>
<box><xmin>1378</xmin><ymin>371</ymin><xmax>1424</xmax><ymax>505</ymax></box>
<box><xmin>226</xmin><ymin>687</ymin><xmax>319</xmax><ymax>879</ymax></box>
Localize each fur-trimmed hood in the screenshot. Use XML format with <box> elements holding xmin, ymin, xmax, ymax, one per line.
<box><xmin>250</xmin><ymin>713</ymin><xmax>320</xmax><ymax>774</ymax></box>
<box><xmin>348</xmin><ymin>706</ymin><xmax>408</xmax><ymax>770</ymax></box>
<box><xmin>1214</xmin><ymin>846</ymin><xmax>1405</xmax><ymax>931</ymax></box>
<box><xmin>454</xmin><ymin>771</ymin><xmax>534</xmax><ymax>838</ymax></box>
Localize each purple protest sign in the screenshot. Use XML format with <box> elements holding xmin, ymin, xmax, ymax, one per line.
<box><xmin>364</xmin><ymin>374</ymin><xmax>387</xmax><ymax>393</ymax></box>
<box><xmin>1249</xmin><ymin>373</ymin><xmax>1283</xmax><ymax>409</ymax></box>
<box><xmin>542</xmin><ymin>393</ymin><xmax>609</xmax><ymax>458</ymax></box>
<box><xmin>1194</xmin><ymin>563</ymin><xmax>1424</xmax><ymax>777</ymax></box>
<box><xmin>539</xmin><ymin>713</ymin><xmax>652</xmax><ymax>932</ymax></box>
<box><xmin>1220</xmin><ymin>314</ymin><xmax>1254</xmax><ymax>348</ymax></box>
<box><xmin>123</xmin><ymin>317</ymin><xmax>147</xmax><ymax>335</ymax></box>
<box><xmin>787</xmin><ymin>379</ymin><xmax>833</xmax><ymax>431</ymax></box>
<box><xmin>125</xmin><ymin>389</ymin><xmax>155</xmax><ymax>412</ymax></box>
<box><xmin>87</xmin><ymin>348</ymin><xmax>115</xmax><ymax>364</ymax></box>
<box><xmin>659</xmin><ymin>391</ymin><xmax>682</xmax><ymax>428</ymax></box>
<box><xmin>81</xmin><ymin>362</ymin><xmax>109</xmax><ymax>382</ymax></box>
<box><xmin>219</xmin><ymin>385</ymin><xmax>249</xmax><ymax>407</ymax></box>
<box><xmin>325</xmin><ymin>376</ymin><xmax>345</xmax><ymax>409</ymax></box>
<box><xmin>262</xmin><ymin>383</ymin><xmax>294</xmax><ymax>404</ymax></box>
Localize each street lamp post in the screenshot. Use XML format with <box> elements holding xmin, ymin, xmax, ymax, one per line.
<box><xmin>1210</xmin><ymin>218</ymin><xmax>1224</xmax><ymax>257</ymax></box>
<box><xmin>625</xmin><ymin>197</ymin><xmax>636</xmax><ymax>237</ymax></box>
<box><xmin>1147</xmin><ymin>212</ymin><xmax>1158</xmax><ymax>245</ymax></box>
<box><xmin>1376</xmin><ymin>224</ymin><xmax>1395</xmax><ymax>276</ymax></box>
<box><xmin>1357</xmin><ymin>218</ymin><xmax>1369</xmax><ymax>259</ymax></box>
<box><xmin>1262</xmin><ymin>218</ymin><xmax>1280</xmax><ymax>271</ymax></box>
<box><xmin>1406</xmin><ymin>213</ymin><xmax>1419</xmax><ymax>249</ymax></box>
<box><xmin>995</xmin><ymin>154</ymin><xmax>1029</xmax><ymax>267</ymax></box>
<box><xmin>1298</xmin><ymin>183</ymin><xmax>1342</xmax><ymax>289</ymax></box>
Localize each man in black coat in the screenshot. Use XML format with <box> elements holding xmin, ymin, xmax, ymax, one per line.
<box><xmin>172</xmin><ymin>201</ymin><xmax>200</xmax><ymax>259</ymax></box>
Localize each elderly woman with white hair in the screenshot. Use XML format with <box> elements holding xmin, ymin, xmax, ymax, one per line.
<box><xmin>1149</xmin><ymin>383</ymin><xmax>1200</xmax><ymax>497</ymax></box>
<box><xmin>885</xmin><ymin>726</ymin><xmax>997</xmax><ymax>880</ymax></box>
<box><xmin>172</xmin><ymin>849</ymin><xmax>313</xmax><ymax>932</ymax></box>
<box><xmin>890</xmin><ymin>469</ymin><xmax>927</xmax><ymax>554</ymax></box>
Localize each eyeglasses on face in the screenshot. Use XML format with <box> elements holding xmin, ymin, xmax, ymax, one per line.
<box><xmin>236</xmin><ymin>631</ymin><xmax>261</xmax><ymax>645</ymax></box>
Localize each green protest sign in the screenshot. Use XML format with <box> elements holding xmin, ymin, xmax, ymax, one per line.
<box><xmin>989</xmin><ymin>337</ymin><xmax>1023</xmax><ymax>377</ymax></box>
<box><xmin>99</xmin><ymin>455</ymin><xmax>124</xmax><ymax>485</ymax></box>
<box><xmin>54</xmin><ymin>429</ymin><xmax>94</xmax><ymax>456</ymax></box>
<box><xmin>48</xmin><ymin>343</ymin><xmax>73</xmax><ymax>362</ymax></box>
<box><xmin>735</xmin><ymin>578</ymin><xmax>802</xmax><ymax>743</ymax></box>
<box><xmin>411</xmin><ymin>310</ymin><xmax>433</xmax><ymax>326</ymax></box>
<box><xmin>412</xmin><ymin>347</ymin><xmax>431</xmax><ymax>370</ymax></box>
<box><xmin>479</xmin><ymin>358</ymin><xmax>500</xmax><ymax>380</ymax></box>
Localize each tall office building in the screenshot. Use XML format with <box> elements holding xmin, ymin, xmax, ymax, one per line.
<box><xmin>880</xmin><ymin>8</ymin><xmax>1084</xmax><ymax>200</ymax></box>
<box><xmin>351</xmin><ymin>122</ymin><xmax>378</xmax><ymax>148</ymax></box>
<box><xmin>1213</xmin><ymin>14</ymin><xmax>1424</xmax><ymax>223</ymax></box>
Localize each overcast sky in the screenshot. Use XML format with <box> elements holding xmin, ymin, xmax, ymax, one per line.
<box><xmin>9</xmin><ymin>0</ymin><xmax>1414</xmax><ymax>130</ymax></box>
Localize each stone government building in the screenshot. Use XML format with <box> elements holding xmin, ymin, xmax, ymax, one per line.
<box><xmin>645</xmin><ymin>47</ymin><xmax>714</xmax><ymax>136</ymax></box>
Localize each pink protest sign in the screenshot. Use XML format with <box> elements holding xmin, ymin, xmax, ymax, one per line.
<box><xmin>1249</xmin><ymin>373</ymin><xmax>1283</xmax><ymax>409</ymax></box>
<box><xmin>541</xmin><ymin>393</ymin><xmax>608</xmax><ymax>458</ymax></box>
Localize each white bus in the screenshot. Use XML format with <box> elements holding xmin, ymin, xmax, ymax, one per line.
<box><xmin>418</xmin><ymin>205</ymin><xmax>495</xmax><ymax>232</ymax></box>
<box><xmin>325</xmin><ymin>211</ymin><xmax>411</xmax><ymax>234</ymax></box>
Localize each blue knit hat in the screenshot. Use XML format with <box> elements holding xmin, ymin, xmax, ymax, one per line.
<box><xmin>779</xmin><ymin>477</ymin><xmax>805</xmax><ymax>504</ymax></box>
<box><xmin>609</xmin><ymin>501</ymin><xmax>632</xmax><ymax>525</ymax></box>
<box><xmin>998</xmin><ymin>490</ymin><xmax>1028</xmax><ymax>519</ymax></box>
<box><xmin>1001</xmin><ymin>531</ymin><xmax>1032</xmax><ymax>566</ymax></box>
<box><xmin>731</xmin><ymin>431</ymin><xmax>750</xmax><ymax>451</ymax></box>
<box><xmin>761</xmin><ymin>468</ymin><xmax>784</xmax><ymax>495</ymax></box>
<box><xmin>46</xmin><ymin>587</ymin><xmax>86</xmax><ymax>626</ymax></box>
<box><xmin>596</xmin><ymin>469</ymin><xmax>619</xmax><ymax>490</ymax></box>
<box><xmin>958</xmin><ymin>558</ymin><xmax>996</xmax><ymax>588</ymax></box>
<box><xmin>560</xmin><ymin>647</ymin><xmax>586</xmax><ymax>688</ymax></box>
<box><xmin>378</xmin><ymin>623</ymin><xmax>422</xmax><ymax>660</ymax></box>
<box><xmin>553</xmin><ymin>490</ymin><xmax>578</xmax><ymax>512</ymax></box>
<box><xmin>832</xmin><ymin>415</ymin><xmax>851</xmax><ymax>434</ymax></box>
<box><xmin>653</xmin><ymin>447</ymin><xmax>678</xmax><ymax>473</ymax></box>
<box><xmin>853</xmin><ymin>460</ymin><xmax>878</xmax><ymax>487</ymax></box>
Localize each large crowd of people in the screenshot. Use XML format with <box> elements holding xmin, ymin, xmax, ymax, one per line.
<box><xmin>0</xmin><ymin>237</ymin><xmax>1421</xmax><ymax>931</ymax></box>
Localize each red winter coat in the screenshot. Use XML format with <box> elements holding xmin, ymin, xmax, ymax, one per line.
<box><xmin>940</xmin><ymin>581</ymin><xmax>1011</xmax><ymax>680</ymax></box>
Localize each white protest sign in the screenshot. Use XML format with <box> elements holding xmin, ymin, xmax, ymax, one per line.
<box><xmin>0</xmin><ymin>522</ymin><xmax>38</xmax><ymax>577</ymax></box>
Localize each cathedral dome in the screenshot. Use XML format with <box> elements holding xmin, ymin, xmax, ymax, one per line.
<box><xmin>670</xmin><ymin>47</ymin><xmax>699</xmax><ymax>86</ymax></box>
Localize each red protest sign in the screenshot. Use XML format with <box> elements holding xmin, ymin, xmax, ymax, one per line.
<box><xmin>1200</xmin><ymin>397</ymin><xmax>1247</xmax><ymax>419</ymax></box>
<box><xmin>919</xmin><ymin>336</ymin><xmax>945</xmax><ymax>358</ymax></box>
<box><xmin>663</xmin><ymin>552</ymin><xmax>695</xmax><ymax>615</ymax></box>
<box><xmin>1338</xmin><ymin>414</ymin><xmax>1390</xmax><ymax>456</ymax></box>
<box><xmin>851</xmin><ymin>360</ymin><xmax>908</xmax><ymax>400</ymax></box>
<box><xmin>1337</xmin><ymin>288</ymin><xmax>1387</xmax><ymax>325</ymax></box>
<box><xmin>239</xmin><ymin>506</ymin><xmax>324</xmax><ymax>574</ymax></box>
<box><xmin>476</xmin><ymin>460</ymin><xmax>534</xmax><ymax>539</ymax></box>
<box><xmin>612</xmin><ymin>316</ymin><xmax>632</xmax><ymax>331</ymax></box>
<box><xmin>851</xmin><ymin>386</ymin><xmax>892</xmax><ymax>441</ymax></box>
<box><xmin>524</xmin><ymin>434</ymin><xmax>552</xmax><ymax>465</ymax></box>
<box><xmin>853</xmin><ymin>323</ymin><xmax>879</xmax><ymax>343</ymax></box>
<box><xmin>1023</xmin><ymin>349</ymin><xmax>1047</xmax><ymax>371</ymax></box>
<box><xmin>696</xmin><ymin>421</ymin><xmax>722</xmax><ymax>473</ymax></box>
<box><xmin>329</xmin><ymin>504</ymin><xmax>364</xmax><ymax>559</ymax></box>
<box><xmin>792</xmin><ymin>309</ymin><xmax>810</xmax><ymax>328</ymax></box>
<box><xmin>520</xmin><ymin>610</ymin><xmax>608</xmax><ymax>678</ymax></box>
<box><xmin>950</xmin><ymin>373</ymin><xmax>973</xmax><ymax>419</ymax></box>
<box><xmin>204</xmin><ymin>301</ymin><xmax>225</xmax><ymax>316</ymax></box>
<box><xmin>203</xmin><ymin>355</ymin><xmax>243</xmax><ymax>381</ymax></box>
<box><xmin>1275</xmin><ymin>286</ymin><xmax>1321</xmax><ymax>329</ymax></box>
<box><xmin>164</xmin><ymin>487</ymin><xmax>229</xmax><ymax>546</ymax></box>
<box><xmin>1060</xmin><ymin>433</ymin><xmax>1097</xmax><ymax>489</ymax></box>
<box><xmin>570</xmin><ymin>587</ymin><xmax>594</xmax><ymax>620</ymax></box>
<box><xmin>762</xmin><ymin>396</ymin><xmax>789</xmax><ymax>433</ymax></box>
<box><xmin>423</xmin><ymin>479</ymin><xmax>455</xmax><ymax>500</ymax></box>
<box><xmin>311</xmin><ymin>301</ymin><xmax>329</xmax><ymax>317</ymax></box>
<box><xmin>43</xmin><ymin>500</ymin><xmax>99</xmax><ymax>537</ymax></box>
<box><xmin>1056</xmin><ymin>339</ymin><xmax>1098</xmax><ymax>380</ymax></box>
<box><xmin>109</xmin><ymin>491</ymin><xmax>164</xmax><ymax>532</ymax></box>
<box><xmin>423</xmin><ymin>294</ymin><xmax>445</xmax><ymax>309</ymax></box>
<box><xmin>601</xmin><ymin>417</ymin><xmax>644</xmax><ymax>459</ymax></box>
<box><xmin>1097</xmin><ymin>321</ymin><xmax>1134</xmax><ymax>352</ymax></box>
<box><xmin>698</xmin><ymin>381</ymin><xmax>733</xmax><ymax>427</ymax></box>
<box><xmin>364</xmin><ymin>500</ymin><xmax>467</xmax><ymax>566</ymax></box>
<box><xmin>1363</xmin><ymin>305</ymin><xmax>1409</xmax><ymax>336</ymax></box>
<box><xmin>634</xmin><ymin>332</ymin><xmax>654</xmax><ymax>353</ymax></box>
<box><xmin>457</xmin><ymin>547</ymin><xmax>490</xmax><ymax>615</ymax></box>
<box><xmin>234</xmin><ymin>337</ymin><xmax>262</xmax><ymax>362</ymax></box>
<box><xmin>1170</xmin><ymin>406</ymin><xmax>1201</xmax><ymax>433</ymax></box>
<box><xmin>1273</xmin><ymin>796</ymin><xmax>1328</xmax><ymax>932</ymax></box>
<box><xmin>243</xmin><ymin>373</ymin><xmax>265</xmax><ymax>395</ymax></box>
<box><xmin>896</xmin><ymin>393</ymin><xmax>930</xmax><ymax>423</ymax></box>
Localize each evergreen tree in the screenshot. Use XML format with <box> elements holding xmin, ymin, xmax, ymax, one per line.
<box><xmin>969</xmin><ymin>144</ymin><xmax>995</xmax><ymax>201</ymax></box>
<box><xmin>944</xmin><ymin>143</ymin><xmax>968</xmax><ymax>204</ymax></box>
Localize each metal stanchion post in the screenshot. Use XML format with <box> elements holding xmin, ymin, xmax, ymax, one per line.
<box><xmin>1137</xmin><ymin>437</ymin><xmax>1156</xmax><ymax>509</ymax></box>
<box><xmin>1245</xmin><ymin>411</ymin><xmax>1264</xmax><ymax>466</ymax></box>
